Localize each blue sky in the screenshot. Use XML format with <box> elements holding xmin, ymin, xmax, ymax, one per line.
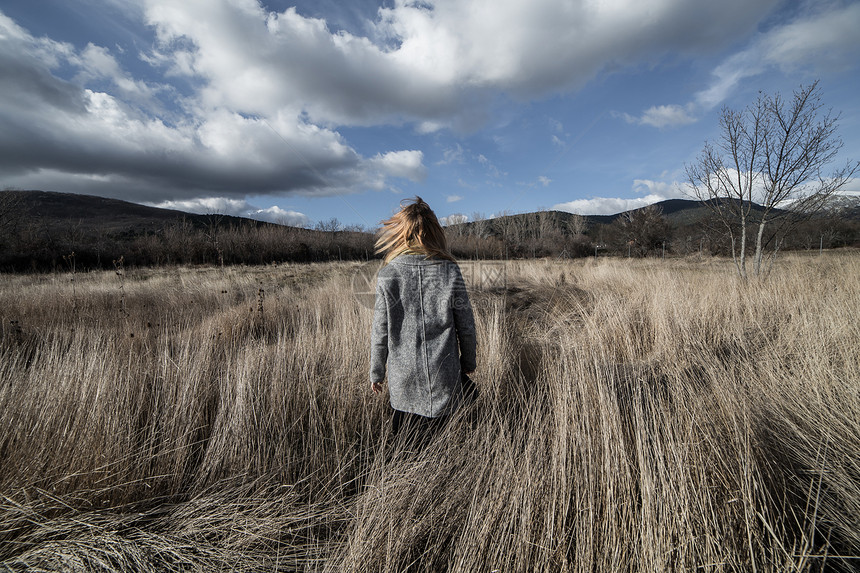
<box><xmin>1</xmin><ymin>0</ymin><xmax>858</xmax><ymax>229</ymax></box>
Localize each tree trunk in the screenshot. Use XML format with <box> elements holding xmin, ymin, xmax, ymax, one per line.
<box><xmin>753</xmin><ymin>217</ymin><xmax>767</xmax><ymax>276</ymax></box>
<box><xmin>737</xmin><ymin>214</ymin><xmax>747</xmax><ymax>279</ymax></box>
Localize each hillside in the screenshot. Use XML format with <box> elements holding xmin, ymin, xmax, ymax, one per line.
<box><xmin>0</xmin><ymin>190</ymin><xmax>373</xmax><ymax>270</ymax></box>
<box><xmin>1</xmin><ymin>190</ymin><xmax>271</xmax><ymax>235</ymax></box>
<box><xmin>451</xmin><ymin>199</ymin><xmax>714</xmax><ymax>236</ymax></box>
<box><xmin>819</xmin><ymin>193</ymin><xmax>860</xmax><ymax>219</ymax></box>
<box><xmin>456</xmin><ymin>195</ymin><xmax>859</xmax><ymax>235</ymax></box>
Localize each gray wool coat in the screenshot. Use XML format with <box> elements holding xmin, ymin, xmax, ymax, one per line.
<box><xmin>370</xmin><ymin>254</ymin><xmax>477</xmax><ymax>418</ymax></box>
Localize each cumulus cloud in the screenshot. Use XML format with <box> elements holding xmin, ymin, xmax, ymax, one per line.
<box><xmin>141</xmin><ymin>0</ymin><xmax>470</xmax><ymax>127</ymax></box>
<box><xmin>1</xmin><ymin>0</ymin><xmax>823</xmax><ymax>206</ymax></box>
<box><xmin>141</xmin><ymin>0</ymin><xmax>784</xmax><ymax>129</ymax></box>
<box><xmin>76</xmin><ymin>43</ymin><xmax>162</xmax><ymax>109</ymax></box>
<box><xmin>251</xmin><ymin>205</ymin><xmax>311</xmax><ymax>227</ymax></box>
<box><xmin>632</xmin><ymin>178</ymin><xmax>684</xmax><ymax>197</ymax></box>
<box><xmin>374</xmin><ymin>0</ymin><xmax>776</xmax><ymax>100</ymax></box>
<box><xmin>553</xmin><ymin>194</ymin><xmax>667</xmax><ymax>216</ymax></box>
<box><xmin>369</xmin><ymin>150</ymin><xmax>426</xmax><ymax>181</ymax></box>
<box><xmin>152</xmin><ymin>197</ymin><xmax>309</xmax><ymax>226</ymax></box>
<box><xmin>0</xmin><ymin>7</ymin><xmax>427</xmax><ymax>204</ymax></box>
<box><xmin>621</xmin><ymin>104</ymin><xmax>697</xmax><ymax>128</ymax></box>
<box><xmin>152</xmin><ymin>197</ymin><xmax>251</xmax><ymax>215</ymax></box>
<box><xmin>553</xmin><ymin>177</ymin><xmax>687</xmax><ymax>215</ymax></box>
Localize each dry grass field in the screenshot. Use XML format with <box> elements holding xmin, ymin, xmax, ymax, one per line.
<box><xmin>1</xmin><ymin>253</ymin><xmax>858</xmax><ymax>571</ymax></box>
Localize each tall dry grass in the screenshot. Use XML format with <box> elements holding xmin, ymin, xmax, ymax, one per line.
<box><xmin>0</xmin><ymin>254</ymin><xmax>858</xmax><ymax>571</ymax></box>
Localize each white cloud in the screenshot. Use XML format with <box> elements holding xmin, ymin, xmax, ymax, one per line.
<box><xmin>760</xmin><ymin>3</ymin><xmax>860</xmax><ymax>72</ymax></box>
<box><xmin>640</xmin><ymin>104</ymin><xmax>697</xmax><ymax>128</ymax></box>
<box><xmin>139</xmin><ymin>0</ymin><xmax>781</xmax><ymax>130</ymax></box>
<box><xmin>374</xmin><ymin>0</ymin><xmax>776</xmax><ymax>102</ymax></box>
<box><xmin>620</xmin><ymin>3</ymin><xmax>860</xmax><ymax>129</ymax></box>
<box><xmin>554</xmin><ymin>178</ymin><xmax>686</xmax><ymax>215</ymax></box>
<box><xmin>8</xmin><ymin>0</ymin><xmax>853</xmax><ymax>208</ymax></box>
<box><xmin>437</xmin><ymin>144</ymin><xmax>465</xmax><ymax>165</ymax></box>
<box><xmin>619</xmin><ymin>103</ymin><xmax>697</xmax><ymax>128</ymax></box>
<box><xmin>553</xmin><ymin>194</ymin><xmax>667</xmax><ymax>216</ymax></box>
<box><xmin>446</xmin><ymin>194</ymin><xmax>463</xmax><ymax>202</ymax></box>
<box><xmin>150</xmin><ymin>197</ymin><xmax>309</xmax><ymax>226</ymax></box>
<box><xmin>538</xmin><ymin>175</ymin><xmax>551</xmax><ymax>187</ymax></box>
<box><xmin>142</xmin><ymin>0</ymin><xmax>463</xmax><ymax>127</ymax></box>
<box><xmin>439</xmin><ymin>213</ymin><xmax>468</xmax><ymax>226</ymax></box>
<box><xmin>369</xmin><ymin>150</ymin><xmax>427</xmax><ymax>181</ymax></box>
<box><xmin>682</xmin><ymin>167</ymin><xmax>856</xmax><ymax>208</ymax></box>
<box><xmin>837</xmin><ymin>183</ymin><xmax>860</xmax><ymax>196</ymax></box>
<box><xmin>695</xmin><ymin>2</ymin><xmax>860</xmax><ymax>110</ymax></box>
<box><xmin>694</xmin><ymin>49</ymin><xmax>764</xmax><ymax>110</ymax></box>
<box><xmin>153</xmin><ymin>197</ymin><xmax>250</xmax><ymax>215</ymax></box>
<box><xmin>0</xmin><ymin>9</ymin><xmax>428</xmax><ymax>204</ymax></box>
<box><xmin>251</xmin><ymin>205</ymin><xmax>310</xmax><ymax>227</ymax></box>
<box><xmin>632</xmin><ymin>179</ymin><xmax>684</xmax><ymax>197</ymax></box>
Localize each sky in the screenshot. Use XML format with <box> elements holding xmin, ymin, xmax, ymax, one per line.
<box><xmin>1</xmin><ymin>0</ymin><xmax>859</xmax><ymax>229</ymax></box>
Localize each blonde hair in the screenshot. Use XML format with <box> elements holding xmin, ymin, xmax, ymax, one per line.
<box><xmin>375</xmin><ymin>197</ymin><xmax>455</xmax><ymax>264</ymax></box>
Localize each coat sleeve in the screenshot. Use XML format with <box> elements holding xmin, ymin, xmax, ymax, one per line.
<box><xmin>452</xmin><ymin>265</ymin><xmax>477</xmax><ymax>373</ymax></box>
<box><xmin>369</xmin><ymin>277</ymin><xmax>389</xmax><ymax>384</ymax></box>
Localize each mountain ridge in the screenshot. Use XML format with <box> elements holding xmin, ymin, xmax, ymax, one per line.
<box><xmin>0</xmin><ymin>190</ymin><xmax>278</xmax><ymax>234</ymax></box>
<box><xmin>4</xmin><ymin>190</ymin><xmax>858</xmax><ymax>234</ymax></box>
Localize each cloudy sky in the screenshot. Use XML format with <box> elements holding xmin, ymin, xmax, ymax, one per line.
<box><xmin>1</xmin><ymin>0</ymin><xmax>859</xmax><ymax>228</ymax></box>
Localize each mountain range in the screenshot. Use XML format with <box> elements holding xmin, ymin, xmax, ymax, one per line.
<box><xmin>0</xmin><ymin>190</ymin><xmax>270</xmax><ymax>236</ymax></box>
<box><xmin>3</xmin><ymin>189</ymin><xmax>859</xmax><ymax>235</ymax></box>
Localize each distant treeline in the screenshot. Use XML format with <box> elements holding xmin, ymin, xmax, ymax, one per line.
<box><xmin>446</xmin><ymin>208</ymin><xmax>860</xmax><ymax>260</ymax></box>
<box><xmin>0</xmin><ymin>216</ymin><xmax>376</xmax><ymax>271</ymax></box>
<box><xmin>1</xmin><ymin>193</ymin><xmax>858</xmax><ymax>271</ymax></box>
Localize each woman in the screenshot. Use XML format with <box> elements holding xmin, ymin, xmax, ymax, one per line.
<box><xmin>369</xmin><ymin>197</ymin><xmax>477</xmax><ymax>441</ymax></box>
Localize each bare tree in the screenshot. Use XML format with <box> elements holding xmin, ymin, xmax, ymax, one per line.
<box><xmin>470</xmin><ymin>212</ymin><xmax>489</xmax><ymax>239</ymax></box>
<box><xmin>536</xmin><ymin>209</ymin><xmax>558</xmax><ymax>241</ymax></box>
<box><xmin>511</xmin><ymin>213</ymin><xmax>532</xmax><ymax>244</ymax></box>
<box><xmin>564</xmin><ymin>213</ymin><xmax>587</xmax><ymax>238</ymax></box>
<box><xmin>315</xmin><ymin>217</ymin><xmax>341</xmax><ymax>233</ymax></box>
<box><xmin>613</xmin><ymin>204</ymin><xmax>670</xmax><ymax>257</ymax></box>
<box><xmin>203</xmin><ymin>212</ymin><xmax>226</xmax><ymax>266</ymax></box>
<box><xmin>686</xmin><ymin>81</ymin><xmax>858</xmax><ymax>278</ymax></box>
<box><xmin>442</xmin><ymin>214</ymin><xmax>468</xmax><ymax>238</ymax></box>
<box><xmin>494</xmin><ymin>210</ymin><xmax>516</xmax><ymax>246</ymax></box>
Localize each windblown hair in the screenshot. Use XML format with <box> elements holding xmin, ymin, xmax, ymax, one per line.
<box><xmin>375</xmin><ymin>197</ymin><xmax>455</xmax><ymax>264</ymax></box>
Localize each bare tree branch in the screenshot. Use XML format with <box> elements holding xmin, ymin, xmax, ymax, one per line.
<box><xmin>686</xmin><ymin>81</ymin><xmax>859</xmax><ymax>278</ymax></box>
